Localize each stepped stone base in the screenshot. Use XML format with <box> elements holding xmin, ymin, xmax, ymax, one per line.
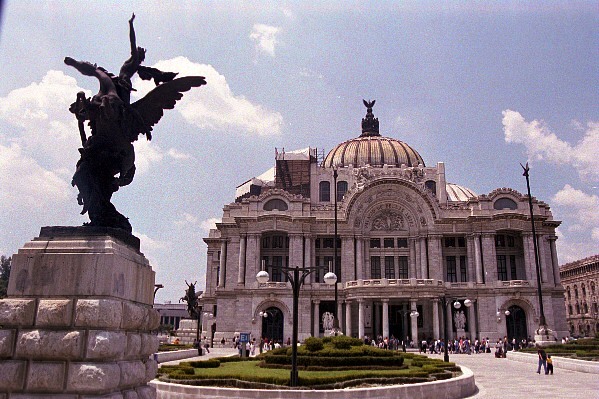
<box><xmin>175</xmin><ymin>320</ymin><xmax>199</xmax><ymax>345</ymax></box>
<box><xmin>0</xmin><ymin>227</ymin><xmax>160</xmax><ymax>398</ymax></box>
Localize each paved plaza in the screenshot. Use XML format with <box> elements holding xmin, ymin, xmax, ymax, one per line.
<box><xmin>160</xmin><ymin>348</ymin><xmax>598</xmax><ymax>398</ymax></box>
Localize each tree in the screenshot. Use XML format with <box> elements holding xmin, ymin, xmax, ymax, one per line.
<box><xmin>0</xmin><ymin>256</ymin><xmax>11</xmax><ymax>298</ymax></box>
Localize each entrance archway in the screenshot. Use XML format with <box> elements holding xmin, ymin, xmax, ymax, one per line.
<box><xmin>506</xmin><ymin>305</ymin><xmax>527</xmax><ymax>346</ymax></box>
<box><xmin>261</xmin><ymin>307</ymin><xmax>284</xmax><ymax>343</ymax></box>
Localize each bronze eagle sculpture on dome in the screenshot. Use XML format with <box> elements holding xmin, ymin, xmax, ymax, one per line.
<box><xmin>65</xmin><ymin>14</ymin><xmax>206</xmax><ymax>233</ymax></box>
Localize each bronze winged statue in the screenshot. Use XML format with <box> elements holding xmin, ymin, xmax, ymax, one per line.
<box><xmin>65</xmin><ymin>14</ymin><xmax>206</xmax><ymax>233</ymax></box>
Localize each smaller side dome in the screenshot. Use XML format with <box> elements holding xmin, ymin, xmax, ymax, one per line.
<box><xmin>446</xmin><ymin>183</ymin><xmax>477</xmax><ymax>202</ymax></box>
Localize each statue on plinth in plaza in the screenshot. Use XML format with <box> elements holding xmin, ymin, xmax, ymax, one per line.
<box><xmin>65</xmin><ymin>13</ymin><xmax>206</xmax><ymax>233</ymax></box>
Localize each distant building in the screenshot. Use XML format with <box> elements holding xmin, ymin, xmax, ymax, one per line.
<box><xmin>560</xmin><ymin>255</ymin><xmax>599</xmax><ymax>337</ymax></box>
<box><xmin>154</xmin><ymin>302</ymin><xmax>189</xmax><ymax>330</ymax></box>
<box><xmin>201</xmin><ymin>102</ymin><xmax>568</xmax><ymax>345</ymax></box>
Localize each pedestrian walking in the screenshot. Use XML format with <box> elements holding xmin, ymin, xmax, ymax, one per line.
<box><xmin>536</xmin><ymin>347</ymin><xmax>547</xmax><ymax>374</ymax></box>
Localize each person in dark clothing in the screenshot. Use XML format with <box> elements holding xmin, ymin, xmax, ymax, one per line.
<box><xmin>537</xmin><ymin>347</ymin><xmax>547</xmax><ymax>374</ymax></box>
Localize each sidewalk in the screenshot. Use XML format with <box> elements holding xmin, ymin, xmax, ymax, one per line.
<box><xmin>426</xmin><ymin>351</ymin><xmax>599</xmax><ymax>398</ymax></box>
<box><xmin>159</xmin><ymin>348</ymin><xmax>599</xmax><ymax>398</ymax></box>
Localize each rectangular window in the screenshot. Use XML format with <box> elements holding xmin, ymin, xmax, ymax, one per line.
<box><xmin>445</xmin><ymin>237</ymin><xmax>456</xmax><ymax>247</ymax></box>
<box><xmin>370</xmin><ymin>238</ymin><xmax>381</xmax><ymax>248</ymax></box>
<box><xmin>497</xmin><ymin>255</ymin><xmax>508</xmax><ymax>281</ymax></box>
<box><xmin>272</xmin><ymin>236</ymin><xmax>284</xmax><ymax>249</ymax></box>
<box><xmin>324</xmin><ymin>256</ymin><xmax>334</xmax><ymax>273</ymax></box>
<box><xmin>460</xmin><ymin>256</ymin><xmax>467</xmax><ymax>282</ymax></box>
<box><xmin>458</xmin><ymin>237</ymin><xmax>466</xmax><ymax>247</ymax></box>
<box><xmin>262</xmin><ymin>237</ymin><xmax>270</xmax><ymax>248</ymax></box>
<box><xmin>370</xmin><ymin>257</ymin><xmax>381</xmax><ymax>279</ymax></box>
<box><xmin>510</xmin><ymin>255</ymin><xmax>517</xmax><ymax>280</ymax></box>
<box><xmin>398</xmin><ymin>256</ymin><xmax>409</xmax><ymax>279</ymax></box>
<box><xmin>397</xmin><ymin>238</ymin><xmax>408</xmax><ymax>248</ymax></box>
<box><xmin>315</xmin><ymin>238</ymin><xmax>320</xmax><ymax>249</ymax></box>
<box><xmin>507</xmin><ymin>235</ymin><xmax>515</xmax><ymax>247</ymax></box>
<box><xmin>384</xmin><ymin>238</ymin><xmax>395</xmax><ymax>248</ymax></box>
<box><xmin>495</xmin><ymin>235</ymin><xmax>505</xmax><ymax>247</ymax></box>
<box><xmin>384</xmin><ymin>256</ymin><xmax>395</xmax><ymax>279</ymax></box>
<box><xmin>323</xmin><ymin>238</ymin><xmax>334</xmax><ymax>248</ymax></box>
<box><xmin>271</xmin><ymin>256</ymin><xmax>283</xmax><ymax>282</ymax></box>
<box><xmin>446</xmin><ymin>256</ymin><xmax>457</xmax><ymax>282</ymax></box>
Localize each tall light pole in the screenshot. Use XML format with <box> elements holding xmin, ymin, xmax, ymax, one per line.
<box><xmin>257</xmin><ymin>264</ymin><xmax>337</xmax><ymax>387</ymax></box>
<box><xmin>521</xmin><ymin>163</ymin><xmax>552</xmax><ymax>342</ymax></box>
<box><xmin>333</xmin><ymin>167</ymin><xmax>340</xmax><ymax>335</ymax></box>
<box><xmin>440</xmin><ymin>297</ymin><xmax>472</xmax><ymax>362</ymax></box>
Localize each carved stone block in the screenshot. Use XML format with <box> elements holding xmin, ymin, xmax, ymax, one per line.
<box><xmin>36</xmin><ymin>299</ymin><xmax>73</xmax><ymax>327</ymax></box>
<box><xmin>0</xmin><ymin>299</ymin><xmax>36</xmax><ymax>326</ymax></box>
<box><xmin>86</xmin><ymin>331</ymin><xmax>127</xmax><ymax>360</ymax></box>
<box><xmin>0</xmin><ymin>360</ymin><xmax>26</xmax><ymax>391</ymax></box>
<box><xmin>119</xmin><ymin>360</ymin><xmax>146</xmax><ymax>387</ymax></box>
<box><xmin>26</xmin><ymin>361</ymin><xmax>66</xmax><ymax>392</ymax></box>
<box><xmin>16</xmin><ymin>330</ymin><xmax>83</xmax><ymax>360</ymax></box>
<box><xmin>0</xmin><ymin>329</ymin><xmax>15</xmax><ymax>357</ymax></box>
<box><xmin>67</xmin><ymin>362</ymin><xmax>121</xmax><ymax>393</ymax></box>
<box><xmin>75</xmin><ymin>299</ymin><xmax>123</xmax><ymax>329</ymax></box>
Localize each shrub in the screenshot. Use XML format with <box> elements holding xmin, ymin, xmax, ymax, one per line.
<box><xmin>330</xmin><ymin>335</ymin><xmax>363</xmax><ymax>349</ymax></box>
<box><xmin>188</xmin><ymin>359</ymin><xmax>221</xmax><ymax>368</ymax></box>
<box><xmin>304</xmin><ymin>337</ymin><xmax>324</xmax><ymax>352</ymax></box>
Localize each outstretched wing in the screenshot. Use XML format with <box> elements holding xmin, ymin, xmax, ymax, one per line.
<box><xmin>363</xmin><ymin>99</ymin><xmax>375</xmax><ymax>108</ymax></box>
<box><xmin>130</xmin><ymin>76</ymin><xmax>206</xmax><ymax>139</ymax></box>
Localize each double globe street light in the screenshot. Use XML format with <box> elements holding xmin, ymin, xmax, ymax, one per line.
<box><xmin>257</xmin><ymin>264</ymin><xmax>337</xmax><ymax>387</ymax></box>
<box><xmin>440</xmin><ymin>297</ymin><xmax>472</xmax><ymax>362</ymax></box>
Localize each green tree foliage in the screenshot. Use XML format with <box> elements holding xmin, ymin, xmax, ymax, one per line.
<box><xmin>0</xmin><ymin>256</ymin><xmax>11</xmax><ymax>298</ymax></box>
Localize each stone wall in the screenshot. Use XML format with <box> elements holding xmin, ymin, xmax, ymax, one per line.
<box><xmin>0</xmin><ymin>227</ymin><xmax>160</xmax><ymax>399</ymax></box>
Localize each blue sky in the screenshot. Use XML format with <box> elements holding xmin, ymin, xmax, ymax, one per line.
<box><xmin>0</xmin><ymin>1</ymin><xmax>597</xmax><ymax>303</ymax></box>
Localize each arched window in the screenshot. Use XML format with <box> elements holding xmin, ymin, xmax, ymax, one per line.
<box><xmin>336</xmin><ymin>180</ymin><xmax>348</xmax><ymax>201</ymax></box>
<box><xmin>494</xmin><ymin>197</ymin><xmax>518</xmax><ymax>210</ymax></box>
<box><xmin>583</xmin><ymin>302</ymin><xmax>588</xmax><ymax>314</ymax></box>
<box><xmin>425</xmin><ymin>180</ymin><xmax>437</xmax><ymax>196</ymax></box>
<box><xmin>574</xmin><ymin>285</ymin><xmax>579</xmax><ymax>299</ymax></box>
<box><xmin>591</xmin><ymin>281</ymin><xmax>596</xmax><ymax>295</ymax></box>
<box><xmin>582</xmin><ymin>284</ymin><xmax>586</xmax><ymax>297</ymax></box>
<box><xmin>319</xmin><ymin>181</ymin><xmax>330</xmax><ymax>202</ymax></box>
<box><xmin>568</xmin><ymin>305</ymin><xmax>573</xmax><ymax>315</ymax></box>
<box><xmin>567</xmin><ymin>287</ymin><xmax>571</xmax><ymax>300</ymax></box>
<box><xmin>576</xmin><ymin>303</ymin><xmax>580</xmax><ymax>314</ymax></box>
<box><xmin>263</xmin><ymin>199</ymin><xmax>288</xmax><ymax>211</ymax></box>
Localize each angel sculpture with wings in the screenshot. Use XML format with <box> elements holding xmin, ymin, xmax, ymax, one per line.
<box><xmin>65</xmin><ymin>14</ymin><xmax>206</xmax><ymax>232</ymax></box>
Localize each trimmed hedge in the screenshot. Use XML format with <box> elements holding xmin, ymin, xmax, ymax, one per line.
<box><xmin>262</xmin><ymin>355</ymin><xmax>404</xmax><ymax>368</ymax></box>
<box><xmin>188</xmin><ymin>359</ymin><xmax>221</xmax><ymax>368</ymax></box>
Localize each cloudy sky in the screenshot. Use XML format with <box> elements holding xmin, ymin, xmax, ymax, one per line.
<box><xmin>0</xmin><ymin>1</ymin><xmax>597</xmax><ymax>303</ymax></box>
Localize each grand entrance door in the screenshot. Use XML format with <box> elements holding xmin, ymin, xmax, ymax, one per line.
<box><xmin>506</xmin><ymin>305</ymin><xmax>527</xmax><ymax>344</ymax></box>
<box><xmin>261</xmin><ymin>307</ymin><xmax>284</xmax><ymax>343</ymax></box>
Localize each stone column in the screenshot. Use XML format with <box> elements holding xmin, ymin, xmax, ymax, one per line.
<box><xmin>246</xmin><ymin>234</ymin><xmax>260</xmax><ymax>288</ymax></box>
<box><xmin>432</xmin><ymin>299</ymin><xmax>440</xmax><ymax>340</ymax></box>
<box><xmin>337</xmin><ymin>301</ymin><xmax>343</xmax><ymax>331</ymax></box>
<box><xmin>363</xmin><ymin>239</ymin><xmax>370</xmax><ymax>279</ymax></box>
<box><xmin>473</xmin><ymin>234</ymin><xmax>483</xmax><ymax>283</ymax></box>
<box><xmin>304</xmin><ymin>234</ymin><xmax>312</xmax><ymax>269</ymax></box>
<box><xmin>356</xmin><ymin>238</ymin><xmax>364</xmax><ymax>280</ymax></box>
<box><xmin>548</xmin><ymin>236</ymin><xmax>560</xmax><ymax>286</ymax></box>
<box><xmin>341</xmin><ymin>236</ymin><xmax>355</xmax><ymax>281</ymax></box>
<box><xmin>289</xmin><ymin>234</ymin><xmax>303</xmax><ymax>269</ymax></box>
<box><xmin>382</xmin><ymin>300</ymin><xmax>389</xmax><ymax>339</ymax></box>
<box><xmin>410</xmin><ymin>299</ymin><xmax>418</xmax><ymax>342</ymax></box>
<box><xmin>427</xmin><ymin>235</ymin><xmax>443</xmax><ymax>281</ymax></box>
<box><xmin>414</xmin><ymin>237</ymin><xmax>422</xmax><ymax>278</ymax></box>
<box><xmin>408</xmin><ymin>238</ymin><xmax>417</xmax><ymax>278</ymax></box>
<box><xmin>537</xmin><ymin>235</ymin><xmax>549</xmax><ymax>284</ymax></box>
<box><xmin>218</xmin><ymin>240</ymin><xmax>227</xmax><ymax>288</ymax></box>
<box><xmin>481</xmin><ymin>234</ymin><xmax>496</xmax><ymax>284</ymax></box>
<box><xmin>0</xmin><ymin>227</ymin><xmax>159</xmax><ymax>398</ymax></box>
<box><xmin>466</xmin><ymin>235</ymin><xmax>475</xmax><ymax>282</ymax></box>
<box><xmin>313</xmin><ymin>300</ymin><xmax>320</xmax><ymax>337</ymax></box>
<box><xmin>345</xmin><ymin>301</ymin><xmax>352</xmax><ymax>337</ymax></box>
<box><xmin>468</xmin><ymin>300</ymin><xmax>477</xmax><ymax>340</ymax></box>
<box><xmin>358</xmin><ymin>300</ymin><xmax>365</xmax><ymax>339</ymax></box>
<box><xmin>237</xmin><ymin>235</ymin><xmax>246</xmax><ymax>285</ymax></box>
<box><xmin>419</xmin><ymin>238</ymin><xmax>428</xmax><ymax>279</ymax></box>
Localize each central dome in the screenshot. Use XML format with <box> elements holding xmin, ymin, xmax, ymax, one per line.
<box><xmin>322</xmin><ymin>100</ymin><xmax>425</xmax><ymax>168</ymax></box>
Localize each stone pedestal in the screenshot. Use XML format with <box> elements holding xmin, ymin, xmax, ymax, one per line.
<box><xmin>0</xmin><ymin>227</ymin><xmax>160</xmax><ymax>398</ymax></box>
<box><xmin>534</xmin><ymin>324</ymin><xmax>557</xmax><ymax>347</ymax></box>
<box><xmin>456</xmin><ymin>329</ymin><xmax>466</xmax><ymax>339</ymax></box>
<box><xmin>175</xmin><ymin>319</ymin><xmax>199</xmax><ymax>344</ymax></box>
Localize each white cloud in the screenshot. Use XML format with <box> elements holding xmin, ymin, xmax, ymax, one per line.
<box><xmin>250</xmin><ymin>24</ymin><xmax>281</xmax><ymax>57</ymax></box>
<box><xmin>133</xmin><ymin>57</ymin><xmax>283</xmax><ymax>136</ymax></box>
<box><xmin>0</xmin><ymin>70</ymin><xmax>84</xmax><ymax>169</ymax></box>
<box><xmin>199</xmin><ymin>217</ymin><xmax>219</xmax><ymax>232</ymax></box>
<box><xmin>135</xmin><ymin>231</ymin><xmax>170</xmax><ymax>261</ymax></box>
<box><xmin>0</xmin><ymin>142</ymin><xmax>71</xmax><ymax>209</ymax></box>
<box><xmin>174</xmin><ymin>212</ymin><xmax>199</xmax><ymax>228</ymax></box>
<box><xmin>167</xmin><ymin>148</ymin><xmax>194</xmax><ymax>160</ymax></box>
<box><xmin>502</xmin><ymin>110</ymin><xmax>599</xmax><ymax>182</ymax></box>
<box><xmin>551</xmin><ymin>185</ymin><xmax>599</xmax><ymax>263</ymax></box>
<box><xmin>133</xmin><ymin>139</ymin><xmax>164</xmax><ymax>174</ymax></box>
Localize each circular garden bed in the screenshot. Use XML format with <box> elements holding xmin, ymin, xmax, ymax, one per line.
<box><xmin>157</xmin><ymin>336</ymin><xmax>461</xmax><ymax>389</ymax></box>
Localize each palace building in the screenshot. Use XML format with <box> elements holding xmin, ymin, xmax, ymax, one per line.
<box><xmin>560</xmin><ymin>255</ymin><xmax>599</xmax><ymax>337</ymax></box>
<box><xmin>200</xmin><ymin>102</ymin><xmax>568</xmax><ymax>345</ymax></box>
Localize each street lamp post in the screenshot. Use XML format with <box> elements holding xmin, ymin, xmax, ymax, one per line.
<box><xmin>521</xmin><ymin>163</ymin><xmax>553</xmax><ymax>343</ymax></box>
<box><xmin>333</xmin><ymin>168</ymin><xmax>340</xmax><ymax>335</ymax></box>
<box><xmin>257</xmin><ymin>264</ymin><xmax>337</xmax><ymax>387</ymax></box>
<box><xmin>440</xmin><ymin>297</ymin><xmax>472</xmax><ymax>362</ymax></box>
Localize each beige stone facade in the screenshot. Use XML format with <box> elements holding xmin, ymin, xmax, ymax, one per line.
<box><xmin>560</xmin><ymin>255</ymin><xmax>599</xmax><ymax>337</ymax></box>
<box><xmin>201</xmin><ymin>106</ymin><xmax>568</xmax><ymax>346</ymax></box>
